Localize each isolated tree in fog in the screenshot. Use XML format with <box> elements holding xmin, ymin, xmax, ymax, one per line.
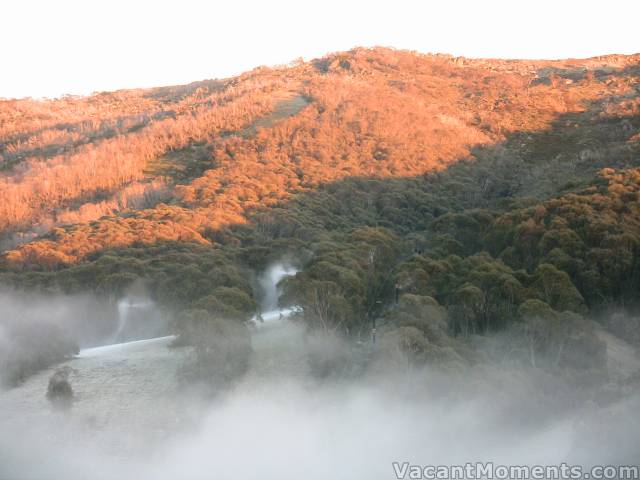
<box><xmin>46</xmin><ymin>366</ymin><xmax>74</xmax><ymax>410</ymax></box>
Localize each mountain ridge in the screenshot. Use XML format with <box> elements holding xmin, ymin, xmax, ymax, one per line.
<box><xmin>0</xmin><ymin>47</ymin><xmax>638</xmax><ymax>376</ymax></box>
<box><xmin>1</xmin><ymin>48</ymin><xmax>637</xmax><ymax>264</ymax></box>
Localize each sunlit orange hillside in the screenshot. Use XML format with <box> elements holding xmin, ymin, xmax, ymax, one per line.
<box><xmin>1</xmin><ymin>48</ymin><xmax>638</xmax><ymax>269</ymax></box>
<box><xmin>1</xmin><ymin>45</ymin><xmax>640</xmax><ymax>380</ymax></box>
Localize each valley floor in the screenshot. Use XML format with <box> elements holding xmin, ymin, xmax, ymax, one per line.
<box><xmin>2</xmin><ymin>319</ymin><xmax>640</xmax><ymax>479</ymax></box>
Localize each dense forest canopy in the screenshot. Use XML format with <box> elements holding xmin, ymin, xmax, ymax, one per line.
<box><xmin>1</xmin><ymin>47</ymin><xmax>639</xmax><ymax>379</ymax></box>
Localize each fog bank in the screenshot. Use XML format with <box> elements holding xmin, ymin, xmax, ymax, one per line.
<box><xmin>1</xmin><ymin>318</ymin><xmax>639</xmax><ymax>479</ymax></box>
<box><xmin>2</xmin><ymin>265</ymin><xmax>639</xmax><ymax>479</ymax></box>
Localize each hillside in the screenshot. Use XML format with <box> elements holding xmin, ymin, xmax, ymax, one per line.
<box><xmin>1</xmin><ymin>47</ymin><xmax>639</xmax><ymax>377</ymax></box>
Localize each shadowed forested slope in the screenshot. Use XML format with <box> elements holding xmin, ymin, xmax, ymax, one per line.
<box><xmin>1</xmin><ymin>47</ymin><xmax>639</xmax><ymax>375</ymax></box>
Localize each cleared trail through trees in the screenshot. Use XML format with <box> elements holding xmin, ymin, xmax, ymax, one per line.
<box><xmin>246</xmin><ymin>261</ymin><xmax>307</xmax><ymax>380</ymax></box>
<box><xmin>241</xmin><ymin>91</ymin><xmax>309</xmax><ymax>136</ymax></box>
<box><xmin>145</xmin><ymin>90</ymin><xmax>309</xmax><ymax>183</ymax></box>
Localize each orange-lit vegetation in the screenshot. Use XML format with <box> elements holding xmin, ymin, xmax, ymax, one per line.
<box><xmin>3</xmin><ymin>48</ymin><xmax>638</xmax><ymax>266</ymax></box>
<box><xmin>0</xmin><ymin>48</ymin><xmax>639</xmax><ymax>371</ymax></box>
<box><xmin>0</xmin><ymin>76</ymin><xmax>297</xmax><ymax>238</ymax></box>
